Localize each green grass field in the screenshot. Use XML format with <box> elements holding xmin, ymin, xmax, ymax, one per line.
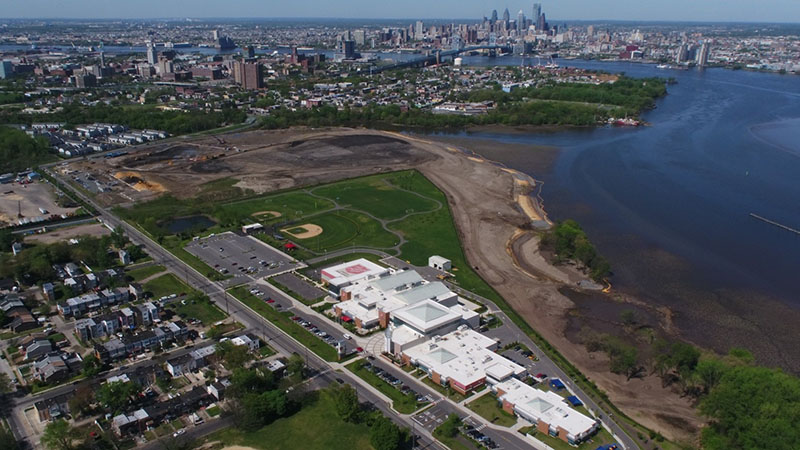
<box><xmin>203</xmin><ymin>389</ymin><xmax>372</xmax><ymax>450</ymax></box>
<box><xmin>346</xmin><ymin>360</ymin><xmax>427</xmax><ymax>414</ymax></box>
<box><xmin>466</xmin><ymin>394</ymin><xmax>517</xmax><ymax>427</ymax></box>
<box><xmin>312</xmin><ymin>173</ymin><xmax>438</xmax><ymax>220</ymax></box>
<box><xmin>168</xmin><ymin>297</ymin><xmax>227</xmax><ymax>324</ymax></box>
<box><xmin>297</xmin><ymin>210</ymin><xmax>398</xmax><ymax>252</ymax></box>
<box><xmin>229</xmin><ymin>286</ymin><xmax>338</xmax><ymax>361</ymax></box>
<box><xmin>143</xmin><ymin>273</ymin><xmax>191</xmax><ymax>299</ymax></box>
<box><xmin>126</xmin><ymin>264</ymin><xmax>166</xmax><ymax>282</ymax></box>
<box><xmin>218</xmin><ymin>191</ymin><xmax>335</xmax><ymax>222</ymax></box>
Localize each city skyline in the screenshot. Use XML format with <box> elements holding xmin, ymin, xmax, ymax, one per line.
<box><xmin>3</xmin><ymin>0</ymin><xmax>800</xmax><ymax>23</ymax></box>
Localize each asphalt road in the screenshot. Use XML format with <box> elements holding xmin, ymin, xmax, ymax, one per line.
<box><xmin>27</xmin><ymin>167</ymin><xmax>448</xmax><ymax>450</ymax></box>
<box><xmin>33</xmin><ymin>163</ymin><xmax>639</xmax><ymax>450</ymax></box>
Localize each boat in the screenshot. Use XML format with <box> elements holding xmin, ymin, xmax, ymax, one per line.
<box><xmin>608</xmin><ymin>117</ymin><xmax>641</xmax><ymax>127</ymax></box>
<box><xmin>656</xmin><ymin>64</ymin><xmax>672</xmax><ymax>69</ymax></box>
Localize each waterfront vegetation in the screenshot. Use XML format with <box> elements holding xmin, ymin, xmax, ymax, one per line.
<box><xmin>541</xmin><ymin>219</ymin><xmax>611</xmax><ymax>281</ymax></box>
<box><xmin>260</xmin><ymin>76</ymin><xmax>666</xmax><ymax>130</ymax></box>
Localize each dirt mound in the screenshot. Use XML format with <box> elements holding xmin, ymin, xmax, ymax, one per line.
<box><xmin>114</xmin><ymin>171</ymin><xmax>166</xmax><ymax>192</ymax></box>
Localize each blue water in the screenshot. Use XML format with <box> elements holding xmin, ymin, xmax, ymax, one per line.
<box><xmin>428</xmin><ymin>58</ymin><xmax>800</xmax><ymax>365</ymax></box>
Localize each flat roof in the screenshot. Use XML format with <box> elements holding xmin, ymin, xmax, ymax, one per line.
<box><xmin>321</xmin><ymin>258</ymin><xmax>388</xmax><ymax>287</ymax></box>
<box><xmin>403</xmin><ymin>328</ymin><xmax>525</xmax><ymax>389</ymax></box>
<box><xmin>496</xmin><ymin>378</ymin><xmax>597</xmax><ymax>440</ymax></box>
<box><xmin>392</xmin><ymin>300</ymin><xmax>461</xmax><ymax>333</ymax></box>
<box><xmin>370</xmin><ymin>270</ymin><xmax>424</xmax><ymax>292</ymax></box>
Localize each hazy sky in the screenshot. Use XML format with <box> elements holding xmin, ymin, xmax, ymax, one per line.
<box><xmin>3</xmin><ymin>0</ymin><xmax>800</xmax><ymax>23</ymax></box>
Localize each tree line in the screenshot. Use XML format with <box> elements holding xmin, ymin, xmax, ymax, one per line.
<box><xmin>540</xmin><ymin>219</ymin><xmax>611</xmax><ymax>281</ymax></box>
<box><xmin>0</xmin><ymin>126</ymin><xmax>55</xmax><ymax>173</ymax></box>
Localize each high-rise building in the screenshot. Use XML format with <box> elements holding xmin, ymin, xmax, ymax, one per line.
<box><xmin>146</xmin><ymin>44</ymin><xmax>158</xmax><ymax>65</ymax></box>
<box><xmin>212</xmin><ymin>30</ymin><xmax>220</xmax><ymax>40</ymax></box>
<box><xmin>99</xmin><ymin>51</ymin><xmax>106</xmax><ymax>67</ymax></box>
<box><xmin>75</xmin><ymin>73</ymin><xmax>97</xmax><ymax>88</ymax></box>
<box><xmin>340</xmin><ymin>40</ymin><xmax>356</xmax><ymax>59</ymax></box>
<box><xmin>517</xmin><ymin>10</ymin><xmax>526</xmax><ymax>33</ymax></box>
<box><xmin>537</xmin><ymin>12</ymin><xmax>547</xmax><ymax>32</ymax></box>
<box><xmin>532</xmin><ymin>3</ymin><xmax>542</xmax><ymax>26</ymax></box>
<box><xmin>503</xmin><ymin>8</ymin><xmax>510</xmax><ymax>22</ymax></box>
<box><xmin>696</xmin><ymin>42</ymin><xmax>710</xmax><ymax>67</ymax></box>
<box><xmin>676</xmin><ymin>43</ymin><xmax>688</xmax><ymax>63</ymax></box>
<box><xmin>415</xmin><ymin>21</ymin><xmax>424</xmax><ymax>40</ymax></box>
<box><xmin>587</xmin><ymin>25</ymin><xmax>595</xmax><ymax>38</ymax></box>
<box><xmin>491</xmin><ymin>9</ymin><xmax>498</xmax><ymax>21</ymax></box>
<box><xmin>234</xmin><ymin>61</ymin><xmax>263</xmax><ymax>90</ymax></box>
<box><xmin>0</xmin><ymin>60</ymin><xmax>13</xmax><ymax>79</ymax></box>
<box><xmin>245</xmin><ymin>45</ymin><xmax>255</xmax><ymax>58</ymax></box>
<box><xmin>157</xmin><ymin>57</ymin><xmax>174</xmax><ymax>75</ymax></box>
<box><xmin>354</xmin><ymin>30</ymin><xmax>366</xmax><ymax>46</ymax></box>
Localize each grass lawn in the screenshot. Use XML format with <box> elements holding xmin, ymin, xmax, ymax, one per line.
<box><xmin>466</xmin><ymin>394</ymin><xmax>517</xmax><ymax>427</ymax></box>
<box><xmin>229</xmin><ymin>286</ymin><xmax>338</xmax><ymax>361</ymax></box>
<box><xmin>299</xmin><ymin>210</ymin><xmax>398</xmax><ymax>252</ymax></box>
<box><xmin>259</xmin><ymin>345</ymin><xmax>276</xmax><ymax>357</ymax></box>
<box><xmin>218</xmin><ymin>191</ymin><xmax>335</xmax><ymax>223</ymax></box>
<box><xmin>203</xmin><ymin>389</ymin><xmax>373</xmax><ymax>450</ymax></box>
<box><xmin>169</xmin><ymin>298</ymin><xmax>227</xmax><ymax>324</ymax></box>
<box><xmin>528</xmin><ymin>426</ymin><xmax>617</xmax><ymax>450</ymax></box>
<box><xmin>421</xmin><ymin>377</ymin><xmax>467</xmax><ymax>402</ymax></box>
<box><xmin>170</xmin><ymin>418</ymin><xmax>184</xmax><ymax>430</ymax></box>
<box><xmin>433</xmin><ymin>426</ymin><xmax>476</xmax><ymax>450</ymax></box>
<box><xmin>143</xmin><ymin>273</ymin><xmax>191</xmax><ymax>299</ymax></box>
<box><xmin>312</xmin><ymin>172</ymin><xmax>438</xmax><ymax>220</ymax></box>
<box><xmin>126</xmin><ymin>264</ymin><xmax>166</xmax><ymax>282</ymax></box>
<box><xmin>206</xmin><ymin>405</ymin><xmax>221</xmax><ymax>417</ymax></box>
<box><xmin>346</xmin><ymin>360</ymin><xmax>427</xmax><ymax>414</ymax></box>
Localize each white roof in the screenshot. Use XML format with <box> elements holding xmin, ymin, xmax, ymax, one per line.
<box><xmin>392</xmin><ymin>300</ymin><xmax>461</xmax><ymax>334</ymax></box>
<box><xmin>496</xmin><ymin>378</ymin><xmax>597</xmax><ymax>440</ymax></box>
<box><xmin>403</xmin><ymin>328</ymin><xmax>525</xmax><ymax>390</ymax></box>
<box><xmin>321</xmin><ymin>258</ymin><xmax>389</xmax><ymax>287</ymax></box>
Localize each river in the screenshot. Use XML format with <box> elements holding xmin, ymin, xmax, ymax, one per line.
<box><xmin>426</xmin><ymin>57</ymin><xmax>800</xmax><ymax>369</ymax></box>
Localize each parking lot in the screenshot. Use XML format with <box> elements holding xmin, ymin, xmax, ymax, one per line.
<box><xmin>272</xmin><ymin>272</ymin><xmax>327</xmax><ymax>302</ymax></box>
<box><xmin>413</xmin><ymin>401</ymin><xmax>450</xmax><ymax>432</ymax></box>
<box><xmin>185</xmin><ymin>232</ymin><xmax>304</xmax><ymax>284</ymax></box>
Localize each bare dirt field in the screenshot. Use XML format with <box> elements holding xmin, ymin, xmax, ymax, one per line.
<box><xmin>24</xmin><ymin>222</ymin><xmax>110</xmax><ymax>244</ymax></box>
<box><xmin>62</xmin><ymin>127</ymin><xmax>700</xmax><ymax>439</ymax></box>
<box><xmin>0</xmin><ymin>181</ymin><xmax>78</xmax><ymax>226</ymax></box>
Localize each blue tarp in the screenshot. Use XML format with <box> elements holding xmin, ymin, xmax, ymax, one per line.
<box><xmin>566</xmin><ymin>395</ymin><xmax>583</xmax><ymax>406</ymax></box>
<box><xmin>549</xmin><ymin>378</ymin><xmax>566</xmax><ymax>389</ymax></box>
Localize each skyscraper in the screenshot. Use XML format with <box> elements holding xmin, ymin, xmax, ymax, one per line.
<box><xmin>353</xmin><ymin>29</ymin><xmax>366</xmax><ymax>46</ymax></box>
<box><xmin>696</xmin><ymin>42</ymin><xmax>710</xmax><ymax>67</ymax></box>
<box><xmin>415</xmin><ymin>21</ymin><xmax>424</xmax><ymax>40</ymax></box>
<box><xmin>503</xmin><ymin>8</ymin><xmax>510</xmax><ymax>23</ymax></box>
<box><xmin>676</xmin><ymin>43</ymin><xmax>688</xmax><ymax>63</ymax></box>
<box><xmin>532</xmin><ymin>3</ymin><xmax>542</xmax><ymax>26</ymax></box>
<box><xmin>491</xmin><ymin>9</ymin><xmax>498</xmax><ymax>21</ymax></box>
<box><xmin>0</xmin><ymin>60</ymin><xmax>13</xmax><ymax>79</ymax></box>
<box><xmin>146</xmin><ymin>44</ymin><xmax>158</xmax><ymax>65</ymax></box>
<box><xmin>517</xmin><ymin>10</ymin><xmax>526</xmax><ymax>33</ymax></box>
<box><xmin>537</xmin><ymin>12</ymin><xmax>547</xmax><ymax>32</ymax></box>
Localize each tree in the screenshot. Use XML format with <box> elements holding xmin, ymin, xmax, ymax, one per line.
<box><xmin>68</xmin><ymin>385</ymin><xmax>95</xmax><ymax>418</ymax></box>
<box><xmin>700</xmin><ymin>365</ymin><xmax>800</xmax><ymax>450</ymax></box>
<box><xmin>96</xmin><ymin>381</ymin><xmax>141</xmax><ymax>414</ymax></box>
<box><xmin>81</xmin><ymin>354</ymin><xmax>103</xmax><ymax>378</ymax></box>
<box><xmin>0</xmin><ymin>426</ymin><xmax>20</xmax><ymax>450</ymax></box>
<box><xmin>370</xmin><ymin>416</ymin><xmax>402</xmax><ymax>450</ymax></box>
<box><xmin>437</xmin><ymin>414</ymin><xmax>462</xmax><ymax>438</ymax></box>
<box><xmin>110</xmin><ymin>225</ymin><xmax>128</xmax><ymax>249</ymax></box>
<box><xmin>41</xmin><ymin>420</ymin><xmax>77</xmax><ymax>450</ymax></box>
<box><xmin>215</xmin><ymin>340</ymin><xmax>253</xmax><ymax>370</ymax></box>
<box><xmin>0</xmin><ymin>373</ymin><xmax>13</xmax><ymax>394</ymax></box>
<box><xmin>228</xmin><ymin>368</ymin><xmax>276</xmax><ymax>399</ymax></box>
<box><xmin>331</xmin><ymin>384</ymin><xmax>360</xmax><ymax>423</ymax></box>
<box><xmin>287</xmin><ymin>353</ymin><xmax>305</xmax><ymax>382</ymax></box>
<box><xmin>695</xmin><ymin>358</ymin><xmax>728</xmax><ymax>395</ymax></box>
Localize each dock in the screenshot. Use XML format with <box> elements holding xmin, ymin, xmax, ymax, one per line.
<box><xmin>749</xmin><ymin>213</ymin><xmax>800</xmax><ymax>235</ymax></box>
